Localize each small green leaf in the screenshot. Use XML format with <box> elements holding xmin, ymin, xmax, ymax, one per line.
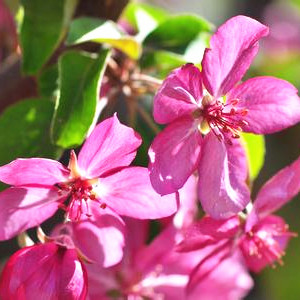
<box><xmin>51</xmin><ymin>49</ymin><xmax>110</xmax><ymax>149</ymax></box>
<box><xmin>241</xmin><ymin>133</ymin><xmax>265</xmax><ymax>182</ymax></box>
<box><xmin>67</xmin><ymin>17</ymin><xmax>141</xmax><ymax>59</ymax></box>
<box><xmin>143</xmin><ymin>14</ymin><xmax>213</xmax><ymax>53</ymax></box>
<box><xmin>37</xmin><ymin>64</ymin><xmax>59</xmax><ymax>100</ymax></box>
<box><xmin>0</xmin><ymin>98</ymin><xmax>61</xmax><ymax>165</ymax></box>
<box><xmin>122</xmin><ymin>2</ymin><xmax>168</xmax><ymax>38</ymax></box>
<box><xmin>20</xmin><ymin>0</ymin><xmax>77</xmax><ymax>74</ymax></box>
<box><xmin>140</xmin><ymin>50</ymin><xmax>186</xmax><ymax>78</ymax></box>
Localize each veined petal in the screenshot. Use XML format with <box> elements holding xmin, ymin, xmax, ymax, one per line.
<box><xmin>202</xmin><ymin>15</ymin><xmax>268</xmax><ymax>97</ymax></box>
<box><xmin>72</xmin><ymin>203</ymin><xmax>125</xmax><ymax>268</ymax></box>
<box><xmin>148</xmin><ymin>117</ymin><xmax>202</xmax><ymax>195</ymax></box>
<box><xmin>96</xmin><ymin>167</ymin><xmax>178</xmax><ymax>219</ymax></box>
<box><xmin>153</xmin><ymin>64</ymin><xmax>202</xmax><ymax>124</ymax></box>
<box><xmin>187</xmin><ymin>240</ymin><xmax>233</xmax><ymax>293</ymax></box>
<box><xmin>78</xmin><ymin>115</ymin><xmax>142</xmax><ymax>178</ymax></box>
<box><xmin>0</xmin><ymin>158</ymin><xmax>69</xmax><ymax>186</ymax></box>
<box><xmin>189</xmin><ymin>255</ymin><xmax>253</xmax><ymax>300</ymax></box>
<box><xmin>198</xmin><ymin>133</ymin><xmax>250</xmax><ymax>219</ymax></box>
<box><xmin>228</xmin><ymin>76</ymin><xmax>300</xmax><ymax>134</ymax></box>
<box><xmin>251</xmin><ymin>155</ymin><xmax>300</xmax><ymax>221</ymax></box>
<box><xmin>0</xmin><ymin>187</ymin><xmax>63</xmax><ymax>240</ymax></box>
<box><xmin>177</xmin><ymin>216</ymin><xmax>240</xmax><ymax>252</ymax></box>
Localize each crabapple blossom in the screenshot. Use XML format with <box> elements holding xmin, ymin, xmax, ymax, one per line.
<box><xmin>149</xmin><ymin>15</ymin><xmax>300</xmax><ymax>219</ymax></box>
<box><xmin>0</xmin><ymin>115</ymin><xmax>177</xmax><ymax>267</ymax></box>
<box><xmin>177</xmin><ymin>155</ymin><xmax>300</xmax><ymax>289</ymax></box>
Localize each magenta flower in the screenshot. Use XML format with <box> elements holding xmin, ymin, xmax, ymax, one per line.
<box><xmin>149</xmin><ymin>15</ymin><xmax>300</xmax><ymax>218</ymax></box>
<box><xmin>86</xmin><ymin>218</ymin><xmax>252</xmax><ymax>300</ymax></box>
<box><xmin>177</xmin><ymin>155</ymin><xmax>300</xmax><ymax>288</ymax></box>
<box><xmin>0</xmin><ymin>115</ymin><xmax>177</xmax><ymax>267</ymax></box>
<box><xmin>0</xmin><ymin>242</ymin><xmax>87</xmax><ymax>300</ymax></box>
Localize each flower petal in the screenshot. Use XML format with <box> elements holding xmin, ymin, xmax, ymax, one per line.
<box><xmin>0</xmin><ymin>158</ymin><xmax>69</xmax><ymax>186</ymax></box>
<box><xmin>0</xmin><ymin>187</ymin><xmax>63</xmax><ymax>240</ymax></box>
<box><xmin>71</xmin><ymin>203</ymin><xmax>125</xmax><ymax>268</ymax></box>
<box><xmin>148</xmin><ymin>117</ymin><xmax>202</xmax><ymax>195</ymax></box>
<box><xmin>187</xmin><ymin>240</ymin><xmax>232</xmax><ymax>293</ymax></box>
<box><xmin>153</xmin><ymin>64</ymin><xmax>202</xmax><ymax>124</ymax></box>
<box><xmin>189</xmin><ymin>255</ymin><xmax>253</xmax><ymax>300</ymax></box>
<box><xmin>202</xmin><ymin>15</ymin><xmax>268</xmax><ymax>97</ymax></box>
<box><xmin>177</xmin><ymin>216</ymin><xmax>240</xmax><ymax>252</ymax></box>
<box><xmin>228</xmin><ymin>76</ymin><xmax>300</xmax><ymax>134</ymax></box>
<box><xmin>78</xmin><ymin>115</ymin><xmax>142</xmax><ymax>178</ymax></box>
<box><xmin>251</xmin><ymin>155</ymin><xmax>300</xmax><ymax>220</ymax></box>
<box><xmin>96</xmin><ymin>167</ymin><xmax>178</xmax><ymax>219</ymax></box>
<box><xmin>198</xmin><ymin>134</ymin><xmax>250</xmax><ymax>219</ymax></box>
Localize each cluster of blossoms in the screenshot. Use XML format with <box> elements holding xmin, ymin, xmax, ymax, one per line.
<box><xmin>1</xmin><ymin>15</ymin><xmax>300</xmax><ymax>299</ymax></box>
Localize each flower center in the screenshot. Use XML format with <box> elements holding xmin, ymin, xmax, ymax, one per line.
<box><xmin>241</xmin><ymin>221</ymin><xmax>297</xmax><ymax>269</ymax></box>
<box><xmin>56</xmin><ymin>150</ymin><xmax>106</xmax><ymax>222</ymax></box>
<box><xmin>58</xmin><ymin>178</ymin><xmax>105</xmax><ymax>222</ymax></box>
<box><xmin>194</xmin><ymin>95</ymin><xmax>249</xmax><ymax>145</ymax></box>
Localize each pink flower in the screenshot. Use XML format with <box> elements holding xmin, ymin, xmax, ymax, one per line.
<box><xmin>177</xmin><ymin>155</ymin><xmax>300</xmax><ymax>288</ymax></box>
<box><xmin>0</xmin><ymin>242</ymin><xmax>87</xmax><ymax>300</ymax></box>
<box><xmin>0</xmin><ymin>115</ymin><xmax>177</xmax><ymax>267</ymax></box>
<box><xmin>87</xmin><ymin>219</ymin><xmax>253</xmax><ymax>300</ymax></box>
<box><xmin>149</xmin><ymin>15</ymin><xmax>300</xmax><ymax>218</ymax></box>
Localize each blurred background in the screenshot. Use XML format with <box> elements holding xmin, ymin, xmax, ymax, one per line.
<box><xmin>1</xmin><ymin>0</ymin><xmax>300</xmax><ymax>299</ymax></box>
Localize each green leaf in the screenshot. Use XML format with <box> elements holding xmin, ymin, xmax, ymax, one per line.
<box><xmin>140</xmin><ymin>50</ymin><xmax>186</xmax><ymax>78</ymax></box>
<box><xmin>20</xmin><ymin>0</ymin><xmax>77</xmax><ymax>74</ymax></box>
<box><xmin>241</xmin><ymin>133</ymin><xmax>265</xmax><ymax>182</ymax></box>
<box><xmin>0</xmin><ymin>98</ymin><xmax>61</xmax><ymax>165</ymax></box>
<box><xmin>37</xmin><ymin>64</ymin><xmax>59</xmax><ymax>100</ymax></box>
<box><xmin>51</xmin><ymin>50</ymin><xmax>110</xmax><ymax>149</ymax></box>
<box><xmin>67</xmin><ymin>17</ymin><xmax>141</xmax><ymax>59</ymax></box>
<box><xmin>122</xmin><ymin>2</ymin><xmax>168</xmax><ymax>38</ymax></box>
<box><xmin>143</xmin><ymin>14</ymin><xmax>213</xmax><ymax>53</ymax></box>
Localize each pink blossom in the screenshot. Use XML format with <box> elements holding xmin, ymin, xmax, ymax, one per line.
<box><xmin>0</xmin><ymin>115</ymin><xmax>177</xmax><ymax>267</ymax></box>
<box><xmin>177</xmin><ymin>155</ymin><xmax>300</xmax><ymax>288</ymax></box>
<box><xmin>86</xmin><ymin>179</ymin><xmax>252</xmax><ymax>299</ymax></box>
<box><xmin>149</xmin><ymin>15</ymin><xmax>300</xmax><ymax>219</ymax></box>
<box><xmin>0</xmin><ymin>242</ymin><xmax>87</xmax><ymax>300</ymax></box>
<box><xmin>86</xmin><ymin>219</ymin><xmax>252</xmax><ymax>300</ymax></box>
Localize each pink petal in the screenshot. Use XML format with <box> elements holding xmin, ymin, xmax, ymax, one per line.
<box><xmin>71</xmin><ymin>203</ymin><xmax>125</xmax><ymax>268</ymax></box>
<box><xmin>0</xmin><ymin>187</ymin><xmax>63</xmax><ymax>240</ymax></box>
<box><xmin>153</xmin><ymin>64</ymin><xmax>202</xmax><ymax>124</ymax></box>
<box><xmin>187</xmin><ymin>240</ymin><xmax>233</xmax><ymax>293</ymax></box>
<box><xmin>228</xmin><ymin>76</ymin><xmax>300</xmax><ymax>134</ymax></box>
<box><xmin>96</xmin><ymin>167</ymin><xmax>178</xmax><ymax>219</ymax></box>
<box><xmin>148</xmin><ymin>117</ymin><xmax>202</xmax><ymax>195</ymax></box>
<box><xmin>198</xmin><ymin>133</ymin><xmax>250</xmax><ymax>219</ymax></box>
<box><xmin>177</xmin><ymin>216</ymin><xmax>240</xmax><ymax>252</ymax></box>
<box><xmin>0</xmin><ymin>243</ymin><xmax>87</xmax><ymax>300</ymax></box>
<box><xmin>173</xmin><ymin>175</ymin><xmax>198</xmax><ymax>230</ymax></box>
<box><xmin>78</xmin><ymin>115</ymin><xmax>142</xmax><ymax>178</ymax></box>
<box><xmin>189</xmin><ymin>255</ymin><xmax>253</xmax><ymax>300</ymax></box>
<box><xmin>251</xmin><ymin>155</ymin><xmax>300</xmax><ymax>221</ymax></box>
<box><xmin>0</xmin><ymin>158</ymin><xmax>69</xmax><ymax>186</ymax></box>
<box><xmin>202</xmin><ymin>15</ymin><xmax>268</xmax><ymax>97</ymax></box>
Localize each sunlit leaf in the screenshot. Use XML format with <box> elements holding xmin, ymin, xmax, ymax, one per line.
<box><xmin>19</xmin><ymin>0</ymin><xmax>77</xmax><ymax>74</ymax></box>
<box><xmin>0</xmin><ymin>98</ymin><xmax>61</xmax><ymax>165</ymax></box>
<box><xmin>241</xmin><ymin>133</ymin><xmax>265</xmax><ymax>182</ymax></box>
<box><xmin>67</xmin><ymin>17</ymin><xmax>141</xmax><ymax>59</ymax></box>
<box><xmin>51</xmin><ymin>49</ymin><xmax>110</xmax><ymax>149</ymax></box>
<box><xmin>143</xmin><ymin>14</ymin><xmax>213</xmax><ymax>53</ymax></box>
<box><xmin>122</xmin><ymin>2</ymin><xmax>168</xmax><ymax>39</ymax></box>
<box><xmin>37</xmin><ymin>64</ymin><xmax>59</xmax><ymax>100</ymax></box>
